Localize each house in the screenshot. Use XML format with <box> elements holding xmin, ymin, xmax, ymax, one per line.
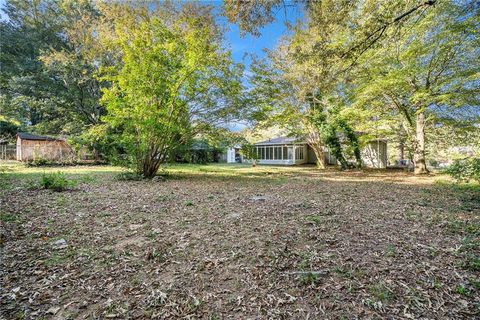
<box><xmin>225</xmin><ymin>144</ymin><xmax>243</xmax><ymax>163</ymax></box>
<box><xmin>225</xmin><ymin>136</ymin><xmax>388</xmax><ymax>168</ymax></box>
<box><xmin>16</xmin><ymin>132</ymin><xmax>73</xmax><ymax>162</ymax></box>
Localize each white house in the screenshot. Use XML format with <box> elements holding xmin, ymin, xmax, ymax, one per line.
<box><xmin>225</xmin><ymin>136</ymin><xmax>388</xmax><ymax>168</ymax></box>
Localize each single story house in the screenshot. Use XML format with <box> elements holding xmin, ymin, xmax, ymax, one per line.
<box><xmin>226</xmin><ymin>136</ymin><xmax>388</xmax><ymax>168</ymax></box>
<box><xmin>16</xmin><ymin>132</ymin><xmax>73</xmax><ymax>162</ymax></box>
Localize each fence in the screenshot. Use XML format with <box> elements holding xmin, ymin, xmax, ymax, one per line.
<box><xmin>0</xmin><ymin>145</ymin><xmax>16</xmax><ymax>160</ymax></box>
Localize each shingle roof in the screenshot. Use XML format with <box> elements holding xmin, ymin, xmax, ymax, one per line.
<box><xmin>255</xmin><ymin>136</ymin><xmax>305</xmax><ymax>145</ymax></box>
<box><xmin>17</xmin><ymin>132</ymin><xmax>63</xmax><ymax>141</ymax></box>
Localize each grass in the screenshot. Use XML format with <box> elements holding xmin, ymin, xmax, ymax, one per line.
<box><xmin>1</xmin><ymin>161</ymin><xmax>479</xmax><ymax>319</ymax></box>
<box><xmin>368</xmin><ymin>283</ymin><xmax>394</xmax><ymax>302</ymax></box>
<box><xmin>0</xmin><ymin>212</ymin><xmax>17</xmax><ymax>222</ymax></box>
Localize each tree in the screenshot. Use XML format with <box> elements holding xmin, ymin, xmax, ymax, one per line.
<box><xmin>240</xmin><ymin>142</ymin><xmax>259</xmax><ymax>165</ymax></box>
<box><xmin>240</xmin><ymin>0</ymin><xmax>479</xmax><ymax>173</ymax></box>
<box><xmin>225</xmin><ymin>0</ymin><xmax>438</xmax><ymax>61</ymax></box>
<box><xmin>98</xmin><ymin>2</ymin><xmax>244</xmax><ymax>178</ymax></box>
<box><xmin>0</xmin><ymin>0</ymin><xmax>110</xmax><ymax>135</ymax></box>
<box><xmin>40</xmin><ymin>0</ymin><xmax>108</xmax><ymax>133</ymax></box>
<box><xmin>354</xmin><ymin>1</ymin><xmax>480</xmax><ymax>173</ymax></box>
<box><xmin>0</xmin><ymin>0</ymin><xmax>67</xmax><ymax>132</ymax></box>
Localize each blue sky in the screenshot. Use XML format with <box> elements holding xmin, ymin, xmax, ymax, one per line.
<box><xmin>0</xmin><ymin>0</ymin><xmax>304</xmax><ymax>67</ymax></box>
<box><xmin>218</xmin><ymin>3</ymin><xmax>303</xmax><ymax>68</ymax></box>
<box><xmin>0</xmin><ymin>0</ymin><xmax>304</xmax><ymax>131</ymax></box>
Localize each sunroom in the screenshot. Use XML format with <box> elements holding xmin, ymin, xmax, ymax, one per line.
<box><xmin>254</xmin><ymin>137</ymin><xmax>307</xmax><ymax>165</ymax></box>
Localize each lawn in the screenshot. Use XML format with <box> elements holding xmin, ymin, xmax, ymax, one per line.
<box><xmin>1</xmin><ymin>162</ymin><xmax>479</xmax><ymax>319</ymax></box>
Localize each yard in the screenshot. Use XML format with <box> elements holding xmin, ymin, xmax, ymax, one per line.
<box><xmin>1</xmin><ymin>163</ymin><xmax>479</xmax><ymax>319</ymax></box>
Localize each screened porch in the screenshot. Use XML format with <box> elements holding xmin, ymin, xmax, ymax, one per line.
<box><xmin>255</xmin><ymin>144</ymin><xmax>307</xmax><ymax>165</ymax></box>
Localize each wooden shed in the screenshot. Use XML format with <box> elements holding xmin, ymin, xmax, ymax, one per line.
<box><xmin>16</xmin><ymin>132</ymin><xmax>73</xmax><ymax>162</ymax></box>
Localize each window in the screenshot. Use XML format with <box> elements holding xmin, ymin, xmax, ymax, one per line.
<box><xmin>283</xmin><ymin>147</ymin><xmax>288</xmax><ymax>160</ymax></box>
<box><xmin>274</xmin><ymin>147</ymin><xmax>281</xmax><ymax>160</ymax></box>
<box><xmin>267</xmin><ymin>147</ymin><xmax>273</xmax><ymax>160</ymax></box>
<box><xmin>295</xmin><ymin>146</ymin><xmax>304</xmax><ymax>160</ymax></box>
<box><xmin>260</xmin><ymin>147</ymin><xmax>265</xmax><ymax>160</ymax></box>
<box><xmin>287</xmin><ymin>147</ymin><xmax>293</xmax><ymax>160</ymax></box>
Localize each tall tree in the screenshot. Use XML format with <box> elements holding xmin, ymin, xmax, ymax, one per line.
<box><xmin>0</xmin><ymin>0</ymin><xmax>110</xmax><ymax>134</ymax></box>
<box><xmin>40</xmin><ymin>0</ymin><xmax>108</xmax><ymax>133</ymax></box>
<box><xmin>98</xmin><ymin>2</ymin><xmax>244</xmax><ymax>177</ymax></box>
<box><xmin>0</xmin><ymin>0</ymin><xmax>66</xmax><ymax>132</ymax></box>
<box><xmin>354</xmin><ymin>1</ymin><xmax>480</xmax><ymax>173</ymax></box>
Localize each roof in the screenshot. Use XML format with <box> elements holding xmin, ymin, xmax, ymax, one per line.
<box><xmin>255</xmin><ymin>136</ymin><xmax>305</xmax><ymax>146</ymax></box>
<box><xmin>17</xmin><ymin>132</ymin><xmax>64</xmax><ymax>141</ymax></box>
<box><xmin>254</xmin><ymin>134</ymin><xmax>388</xmax><ymax>146</ymax></box>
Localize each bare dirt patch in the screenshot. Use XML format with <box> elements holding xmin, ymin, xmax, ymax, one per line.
<box><xmin>1</xmin><ymin>165</ymin><xmax>478</xmax><ymax>319</ymax></box>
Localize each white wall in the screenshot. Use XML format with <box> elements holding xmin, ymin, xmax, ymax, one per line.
<box><xmin>226</xmin><ymin>148</ymin><xmax>236</xmax><ymax>163</ymax></box>
<box><xmin>362</xmin><ymin>141</ymin><xmax>387</xmax><ymax>168</ymax></box>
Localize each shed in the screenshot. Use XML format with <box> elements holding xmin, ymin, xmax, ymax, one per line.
<box><xmin>16</xmin><ymin>132</ymin><xmax>73</xmax><ymax>162</ymax></box>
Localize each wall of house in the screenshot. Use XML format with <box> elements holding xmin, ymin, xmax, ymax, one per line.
<box><xmin>294</xmin><ymin>145</ymin><xmax>308</xmax><ymax>165</ymax></box>
<box><xmin>361</xmin><ymin>141</ymin><xmax>388</xmax><ymax>168</ymax></box>
<box><xmin>253</xmin><ymin>144</ymin><xmax>308</xmax><ymax>166</ymax></box>
<box><xmin>306</xmin><ymin>146</ymin><xmax>336</xmax><ymax>165</ymax></box>
<box><xmin>17</xmin><ymin>138</ymin><xmax>74</xmax><ymax>162</ymax></box>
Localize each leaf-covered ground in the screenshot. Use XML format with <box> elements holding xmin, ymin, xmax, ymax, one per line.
<box><xmin>1</xmin><ymin>163</ymin><xmax>479</xmax><ymax>319</ymax></box>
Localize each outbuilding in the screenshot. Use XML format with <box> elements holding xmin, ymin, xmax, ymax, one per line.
<box><xmin>16</xmin><ymin>132</ymin><xmax>73</xmax><ymax>162</ymax></box>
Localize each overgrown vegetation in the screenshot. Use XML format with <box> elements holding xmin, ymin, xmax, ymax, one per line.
<box><xmin>39</xmin><ymin>172</ymin><xmax>76</xmax><ymax>191</ymax></box>
<box><xmin>447</xmin><ymin>158</ymin><xmax>480</xmax><ymax>183</ymax></box>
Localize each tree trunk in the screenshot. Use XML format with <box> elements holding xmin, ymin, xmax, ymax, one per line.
<box><xmin>310</xmin><ymin>143</ymin><xmax>326</xmax><ymax>169</ymax></box>
<box><xmin>413</xmin><ymin>111</ymin><xmax>428</xmax><ymax>174</ymax></box>
<box><xmin>306</xmin><ymin>130</ymin><xmax>326</xmax><ymax>169</ymax></box>
<box><xmin>398</xmin><ymin>140</ymin><xmax>404</xmax><ymax>162</ymax></box>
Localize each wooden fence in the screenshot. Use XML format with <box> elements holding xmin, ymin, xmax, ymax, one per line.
<box><xmin>0</xmin><ymin>145</ymin><xmax>16</xmax><ymax>160</ymax></box>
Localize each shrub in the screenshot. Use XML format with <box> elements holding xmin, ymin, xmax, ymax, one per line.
<box><xmin>28</xmin><ymin>157</ymin><xmax>52</xmax><ymax>167</ymax></box>
<box><xmin>446</xmin><ymin>158</ymin><xmax>480</xmax><ymax>183</ymax></box>
<box><xmin>40</xmin><ymin>172</ymin><xmax>76</xmax><ymax>191</ymax></box>
<box><xmin>115</xmin><ymin>171</ymin><xmax>144</xmax><ymax>181</ymax></box>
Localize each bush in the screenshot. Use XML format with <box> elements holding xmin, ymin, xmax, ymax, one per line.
<box><xmin>115</xmin><ymin>171</ymin><xmax>144</xmax><ymax>181</ymax></box>
<box><xmin>40</xmin><ymin>172</ymin><xmax>76</xmax><ymax>191</ymax></box>
<box><xmin>28</xmin><ymin>157</ymin><xmax>52</xmax><ymax>167</ymax></box>
<box><xmin>446</xmin><ymin>158</ymin><xmax>480</xmax><ymax>183</ymax></box>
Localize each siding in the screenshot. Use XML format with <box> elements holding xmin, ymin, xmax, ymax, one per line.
<box><xmin>16</xmin><ymin>137</ymin><xmax>74</xmax><ymax>162</ymax></box>
<box><xmin>361</xmin><ymin>141</ymin><xmax>388</xmax><ymax>168</ymax></box>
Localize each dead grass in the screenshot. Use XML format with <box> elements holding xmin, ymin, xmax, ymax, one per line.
<box><xmin>1</xmin><ymin>162</ymin><xmax>479</xmax><ymax>319</ymax></box>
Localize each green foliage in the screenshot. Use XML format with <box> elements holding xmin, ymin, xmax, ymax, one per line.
<box><xmin>0</xmin><ymin>212</ymin><xmax>17</xmax><ymax>222</ymax></box>
<box><xmin>307</xmin><ymin>103</ymin><xmax>362</xmax><ymax>169</ymax></box>
<box><xmin>353</xmin><ymin>2</ymin><xmax>479</xmax><ymax>172</ymax></box>
<box><xmin>368</xmin><ymin>283</ymin><xmax>394</xmax><ymax>302</ymax></box>
<box><xmin>1</xmin><ymin>1</ymin><xmax>107</xmax><ymax>135</ymax></box>
<box><xmin>40</xmin><ymin>172</ymin><xmax>76</xmax><ymax>191</ymax></box>
<box><xmin>27</xmin><ymin>157</ymin><xmax>52</xmax><ymax>167</ymax></box>
<box><xmin>174</xmin><ymin>140</ymin><xmax>223</xmax><ymax>164</ymax></box>
<box><xmin>99</xmin><ymin>2</ymin><xmax>243</xmax><ymax>178</ymax></box>
<box><xmin>240</xmin><ymin>143</ymin><xmax>259</xmax><ymax>162</ymax></box>
<box><xmin>447</xmin><ymin>158</ymin><xmax>480</xmax><ymax>183</ymax></box>
<box><xmin>0</xmin><ymin>118</ymin><xmax>19</xmax><ymax>138</ymax></box>
<box><xmin>299</xmin><ymin>272</ymin><xmax>319</xmax><ymax>285</ymax></box>
<box><xmin>115</xmin><ymin>171</ymin><xmax>144</xmax><ymax>181</ymax></box>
